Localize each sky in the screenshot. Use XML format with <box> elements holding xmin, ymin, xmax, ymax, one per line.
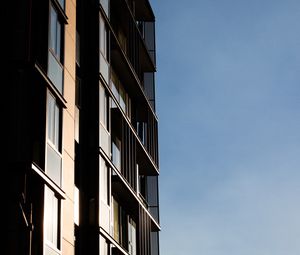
<box><xmin>150</xmin><ymin>0</ymin><xmax>300</xmax><ymax>254</ymax></box>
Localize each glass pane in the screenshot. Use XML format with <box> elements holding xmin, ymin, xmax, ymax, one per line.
<box><xmin>119</xmin><ymin>85</ymin><xmax>126</xmax><ymax>113</ymax></box>
<box><xmin>56</xmin><ymin>21</ymin><xmax>61</xmax><ymax>60</ymax></box>
<box><xmin>99</xmin><ymin>84</ymin><xmax>107</xmax><ymax>128</ymax></box>
<box><xmin>44</xmin><ymin>187</ymin><xmax>59</xmax><ymax>248</ymax></box>
<box><xmin>100</xmin><ymin>235</ymin><xmax>108</xmax><ymax>255</ymax></box>
<box><xmin>113</xmin><ymin>198</ymin><xmax>120</xmax><ymax>242</ymax></box>
<box><xmin>99</xmin><ymin>14</ymin><xmax>107</xmax><ymax>57</ymax></box>
<box><xmin>50</xmin><ymin>6</ymin><xmax>56</xmax><ymax>52</ymax></box>
<box><xmin>100</xmin><ymin>0</ymin><xmax>109</xmax><ymax>17</ymax></box>
<box><xmin>45</xmin><ymin>244</ymin><xmax>60</xmax><ymax>255</ymax></box>
<box><xmin>75</xmin><ymin>107</ymin><xmax>79</xmax><ymax>143</ymax></box>
<box><xmin>48</xmin><ymin>51</ymin><xmax>63</xmax><ymax>93</ymax></box>
<box><xmin>100</xmin><ymin>125</ymin><xmax>110</xmax><ymax>156</ymax></box>
<box><xmin>47</xmin><ymin>92</ymin><xmax>60</xmax><ymax>149</ymax></box>
<box><xmin>111</xmin><ymin>74</ymin><xmax>119</xmax><ymax>101</ymax></box>
<box><xmin>112</xmin><ymin>140</ymin><xmax>121</xmax><ymax>170</ymax></box>
<box><xmin>128</xmin><ymin>219</ymin><xmax>136</xmax><ymax>255</ymax></box>
<box><xmin>47</xmin><ymin>93</ymin><xmax>55</xmax><ymax>142</ymax></box>
<box><xmin>74</xmin><ymin>187</ymin><xmax>79</xmax><ymax>226</ymax></box>
<box><xmin>100</xmin><ymin>54</ymin><xmax>109</xmax><ymax>84</ymax></box>
<box><xmin>46</xmin><ymin>144</ymin><xmax>62</xmax><ymax>186</ymax></box>
<box><xmin>58</xmin><ymin>0</ymin><xmax>65</xmax><ymax>10</ymax></box>
<box><xmin>100</xmin><ymin>157</ymin><xmax>108</xmax><ymax>204</ymax></box>
<box><xmin>54</xmin><ymin>103</ymin><xmax>60</xmax><ymax>148</ymax></box>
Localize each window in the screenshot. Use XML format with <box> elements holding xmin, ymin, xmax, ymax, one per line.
<box><xmin>49</xmin><ymin>5</ymin><xmax>62</xmax><ymax>61</ymax></box>
<box><xmin>137</xmin><ymin>121</ymin><xmax>147</xmax><ymax>145</ymax></box>
<box><xmin>112</xmin><ymin>197</ymin><xmax>128</xmax><ymax>249</ymax></box>
<box><xmin>74</xmin><ymin>186</ymin><xmax>79</xmax><ymax>226</ymax></box>
<box><xmin>99</xmin><ymin>83</ymin><xmax>108</xmax><ymax>129</ymax></box>
<box><xmin>113</xmin><ymin>198</ymin><xmax>120</xmax><ymax>243</ymax></box>
<box><xmin>139</xmin><ymin>175</ymin><xmax>147</xmax><ymax>203</ymax></box>
<box><xmin>100</xmin><ymin>156</ymin><xmax>109</xmax><ymax>205</ymax></box>
<box><xmin>100</xmin><ymin>235</ymin><xmax>109</xmax><ymax>255</ymax></box>
<box><xmin>99</xmin><ymin>13</ymin><xmax>109</xmax><ymax>83</ymax></box>
<box><xmin>44</xmin><ymin>186</ymin><xmax>61</xmax><ymax>255</ymax></box>
<box><xmin>99</xmin><ymin>156</ymin><xmax>110</xmax><ymax>232</ymax></box>
<box><xmin>46</xmin><ymin>91</ymin><xmax>62</xmax><ymax>186</ymax></box>
<box><xmin>75</xmin><ymin>77</ymin><xmax>81</xmax><ymax>143</ymax></box>
<box><xmin>112</xmin><ymin>137</ymin><xmax>121</xmax><ymax>170</ymax></box>
<box><xmin>100</xmin><ymin>0</ymin><xmax>109</xmax><ymax>17</ymax></box>
<box><xmin>57</xmin><ymin>0</ymin><xmax>65</xmax><ymax>10</ymax></box>
<box><xmin>128</xmin><ymin>218</ymin><xmax>136</xmax><ymax>255</ymax></box>
<box><xmin>110</xmin><ymin>70</ymin><xmax>131</xmax><ymax>119</ymax></box>
<box><xmin>99</xmin><ymin>14</ymin><xmax>108</xmax><ymax>59</ymax></box>
<box><xmin>119</xmin><ymin>85</ymin><xmax>126</xmax><ymax>113</ymax></box>
<box><xmin>48</xmin><ymin>4</ymin><xmax>64</xmax><ymax>93</ymax></box>
<box><xmin>99</xmin><ymin>83</ymin><xmax>110</xmax><ymax>156</ymax></box>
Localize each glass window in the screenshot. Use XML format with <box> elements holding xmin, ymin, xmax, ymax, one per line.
<box><xmin>46</xmin><ymin>91</ymin><xmax>62</xmax><ymax>186</ymax></box>
<box><xmin>49</xmin><ymin>5</ymin><xmax>62</xmax><ymax>62</ymax></box>
<box><xmin>100</xmin><ymin>156</ymin><xmax>109</xmax><ymax>205</ymax></box>
<box><xmin>128</xmin><ymin>218</ymin><xmax>136</xmax><ymax>255</ymax></box>
<box><xmin>113</xmin><ymin>198</ymin><xmax>120</xmax><ymax>243</ymax></box>
<box><xmin>44</xmin><ymin>186</ymin><xmax>61</xmax><ymax>255</ymax></box>
<box><xmin>58</xmin><ymin>0</ymin><xmax>65</xmax><ymax>10</ymax></box>
<box><xmin>48</xmin><ymin>4</ymin><xmax>64</xmax><ymax>93</ymax></box>
<box><xmin>100</xmin><ymin>0</ymin><xmax>109</xmax><ymax>17</ymax></box>
<box><xmin>112</xmin><ymin>138</ymin><xmax>121</xmax><ymax>170</ymax></box>
<box><xmin>99</xmin><ymin>13</ymin><xmax>109</xmax><ymax>83</ymax></box>
<box><xmin>47</xmin><ymin>92</ymin><xmax>60</xmax><ymax>148</ymax></box>
<box><xmin>74</xmin><ymin>186</ymin><xmax>79</xmax><ymax>226</ymax></box>
<box><xmin>99</xmin><ymin>14</ymin><xmax>107</xmax><ymax>59</ymax></box>
<box><xmin>111</xmin><ymin>71</ymin><xmax>119</xmax><ymax>101</ymax></box>
<box><xmin>100</xmin><ymin>235</ymin><xmax>109</xmax><ymax>255</ymax></box>
<box><xmin>119</xmin><ymin>84</ymin><xmax>126</xmax><ymax>113</ymax></box>
<box><xmin>110</xmin><ymin>70</ymin><xmax>131</xmax><ymax>118</ymax></box>
<box><xmin>99</xmin><ymin>83</ymin><xmax>108</xmax><ymax>129</ymax></box>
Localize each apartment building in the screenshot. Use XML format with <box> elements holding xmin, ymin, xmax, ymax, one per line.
<box><xmin>4</xmin><ymin>0</ymin><xmax>160</xmax><ymax>254</ymax></box>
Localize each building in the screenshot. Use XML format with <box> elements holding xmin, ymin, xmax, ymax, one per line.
<box><xmin>4</xmin><ymin>0</ymin><xmax>160</xmax><ymax>254</ymax></box>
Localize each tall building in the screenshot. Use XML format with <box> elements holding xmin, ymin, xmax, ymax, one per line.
<box><xmin>4</xmin><ymin>0</ymin><xmax>160</xmax><ymax>254</ymax></box>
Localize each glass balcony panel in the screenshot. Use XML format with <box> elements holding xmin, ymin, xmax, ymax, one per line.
<box><xmin>100</xmin><ymin>125</ymin><xmax>110</xmax><ymax>156</ymax></box>
<box><xmin>58</xmin><ymin>0</ymin><xmax>65</xmax><ymax>10</ymax></box>
<box><xmin>100</xmin><ymin>54</ymin><xmax>109</xmax><ymax>84</ymax></box>
<box><xmin>150</xmin><ymin>232</ymin><xmax>159</xmax><ymax>255</ymax></box>
<box><xmin>100</xmin><ymin>0</ymin><xmax>109</xmax><ymax>17</ymax></box>
<box><xmin>119</xmin><ymin>86</ymin><xmax>126</xmax><ymax>113</ymax></box>
<box><xmin>45</xmin><ymin>244</ymin><xmax>60</xmax><ymax>255</ymax></box>
<box><xmin>46</xmin><ymin>144</ymin><xmax>62</xmax><ymax>186</ymax></box>
<box><xmin>112</xmin><ymin>141</ymin><xmax>121</xmax><ymax>170</ymax></box>
<box><xmin>48</xmin><ymin>51</ymin><xmax>63</xmax><ymax>94</ymax></box>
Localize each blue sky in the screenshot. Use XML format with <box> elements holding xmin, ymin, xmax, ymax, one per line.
<box><xmin>150</xmin><ymin>0</ymin><xmax>300</xmax><ymax>254</ymax></box>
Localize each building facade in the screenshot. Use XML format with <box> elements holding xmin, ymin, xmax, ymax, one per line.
<box><xmin>4</xmin><ymin>0</ymin><xmax>160</xmax><ymax>254</ymax></box>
